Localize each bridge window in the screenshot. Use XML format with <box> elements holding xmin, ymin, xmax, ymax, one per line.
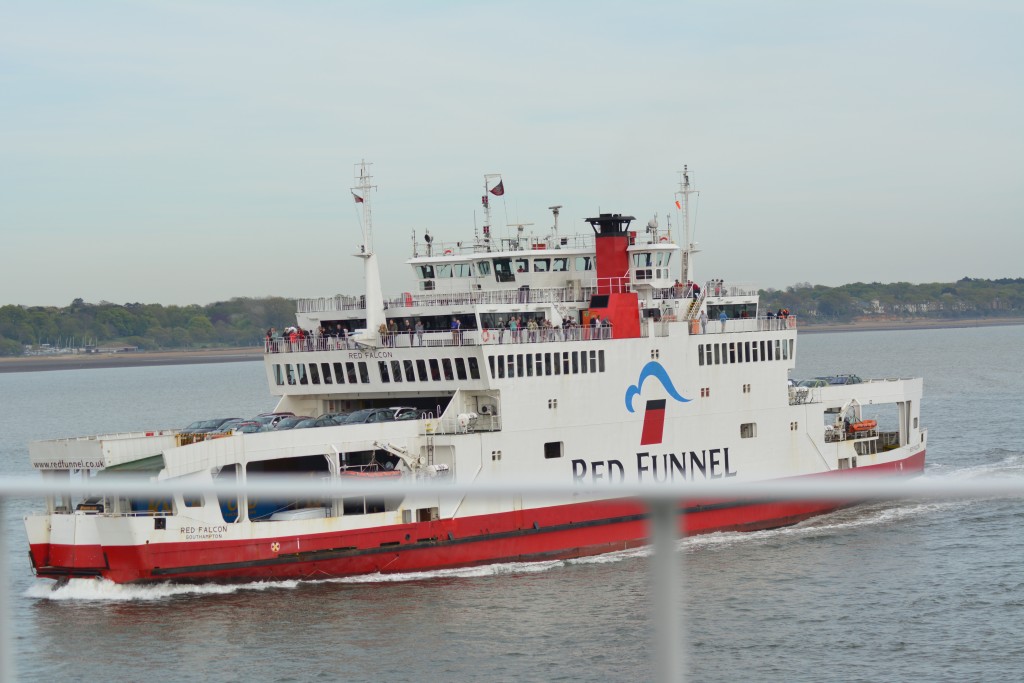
<box><xmin>553</xmin><ymin>258</ymin><xmax>569</xmax><ymax>272</ymax></box>
<box><xmin>575</xmin><ymin>256</ymin><xmax>593</xmax><ymax>271</ymax></box>
<box><xmin>476</xmin><ymin>260</ymin><xmax>492</xmax><ymax>276</ymax></box>
<box><xmin>493</xmin><ymin>258</ymin><xmax>515</xmax><ymax>283</ymax></box>
<box><xmin>534</xmin><ymin>258</ymin><xmax>550</xmax><ymax>272</ymax></box>
<box><xmin>468</xmin><ymin>357</ymin><xmax>481</xmax><ymax>379</ymax></box>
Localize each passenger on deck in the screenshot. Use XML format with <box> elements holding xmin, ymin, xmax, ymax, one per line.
<box><xmin>415</xmin><ymin>319</ymin><xmax>424</xmax><ymax>346</ymax></box>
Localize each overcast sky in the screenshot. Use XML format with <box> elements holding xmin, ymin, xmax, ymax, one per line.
<box><xmin>2</xmin><ymin>1</ymin><xmax>1021</xmax><ymax>307</ymax></box>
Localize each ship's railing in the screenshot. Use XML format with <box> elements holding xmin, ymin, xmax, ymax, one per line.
<box><xmin>789</xmin><ymin>386</ymin><xmax>821</xmax><ymax>405</ymax></box>
<box><xmin>424</xmin><ymin>413</ymin><xmax>502</xmax><ymax>435</ymax></box>
<box><xmin>297</xmin><ymin>285</ymin><xmax>602</xmax><ymax>315</ymax></box>
<box><xmin>412</xmin><ymin>232</ymin><xmax>599</xmax><ymax>256</ymax></box>
<box><xmin>690</xmin><ymin>315</ymin><xmax>797</xmax><ymax>335</ymax></box>
<box><xmin>297</xmin><ymin>294</ymin><xmax>366</xmax><ymax>314</ymax></box>
<box><xmin>297</xmin><ymin>278</ymin><xmax>762</xmax><ymax>317</ymax></box>
<box><xmin>596</xmin><ymin>272</ymin><xmax>631</xmax><ymax>294</ymax></box>
<box><xmin>824</xmin><ymin>426</ymin><xmax>880</xmax><ymax>443</ymax></box>
<box><xmin>386</xmin><ymin>285</ymin><xmax>597</xmax><ymax>309</ymax></box>
<box><xmin>265</xmin><ymin>326</ymin><xmax>616</xmax><ymax>354</ymax></box>
<box><xmin>702</xmin><ymin>279</ymin><xmax>759</xmax><ymax>297</ymax></box>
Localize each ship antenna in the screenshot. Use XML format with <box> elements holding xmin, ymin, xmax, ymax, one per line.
<box><xmin>350</xmin><ymin>160</ymin><xmax>386</xmax><ymax>346</ymax></box>
<box><xmin>549</xmin><ymin>205</ymin><xmax>562</xmax><ymax>242</ymax></box>
<box><xmin>482</xmin><ymin>173</ymin><xmax>502</xmax><ymax>250</ymax></box>
<box><xmin>353</xmin><ymin>160</ymin><xmax>376</xmax><ymax>252</ymax></box>
<box><xmin>675</xmin><ymin>165</ymin><xmax>700</xmax><ymax>283</ymax></box>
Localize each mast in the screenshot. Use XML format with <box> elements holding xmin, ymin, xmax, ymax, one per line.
<box><xmin>481</xmin><ymin>173</ymin><xmax>502</xmax><ymax>250</ymax></box>
<box><xmin>351</xmin><ymin>160</ymin><xmax>386</xmax><ymax>346</ymax></box>
<box><xmin>675</xmin><ymin>165</ymin><xmax>700</xmax><ymax>283</ymax></box>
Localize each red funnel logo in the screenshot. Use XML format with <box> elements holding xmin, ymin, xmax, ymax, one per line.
<box><xmin>640</xmin><ymin>399</ymin><xmax>667</xmax><ymax>445</ymax></box>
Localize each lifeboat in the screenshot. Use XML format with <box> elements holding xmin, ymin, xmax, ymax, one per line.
<box><xmin>850</xmin><ymin>419</ymin><xmax>877</xmax><ymax>432</ymax></box>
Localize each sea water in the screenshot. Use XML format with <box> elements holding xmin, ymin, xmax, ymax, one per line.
<box><xmin>3</xmin><ymin>326</ymin><xmax>1024</xmax><ymax>682</ymax></box>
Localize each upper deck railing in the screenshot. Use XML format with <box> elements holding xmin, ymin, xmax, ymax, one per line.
<box><xmin>296</xmin><ymin>280</ymin><xmax>761</xmax><ymax>316</ymax></box>
<box><xmin>264</xmin><ymin>316</ymin><xmax>796</xmax><ymax>357</ymax></box>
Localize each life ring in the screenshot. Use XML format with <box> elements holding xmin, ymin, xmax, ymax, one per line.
<box><xmin>787</xmin><ymin>317</ymin><xmax>796</xmax><ymax>328</ymax></box>
<box><xmin>443</xmin><ymin>248</ymin><xmax>453</xmax><ymax>256</ymax></box>
<box><xmin>481</xmin><ymin>330</ymin><xmax>491</xmax><ymax>342</ymax></box>
<box><xmin>659</xmin><ymin>236</ymin><xmax>669</xmax><ymax>242</ymax></box>
<box><xmin>851</xmin><ymin>420</ymin><xmax>877</xmax><ymax>432</ymax></box>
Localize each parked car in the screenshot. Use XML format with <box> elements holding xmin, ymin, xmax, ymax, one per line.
<box><xmin>308</xmin><ymin>413</ymin><xmax>348</xmax><ymax>428</ymax></box>
<box><xmin>272</xmin><ymin>416</ymin><xmax>313</xmax><ymax>430</ymax></box>
<box><xmin>181</xmin><ymin>417</ymin><xmax>242</xmax><ymax>434</ymax></box>
<box><xmin>342</xmin><ymin>406</ymin><xmax>419</xmax><ymax>424</ymax></box>
<box><xmin>233</xmin><ymin>421</ymin><xmax>266</xmax><ymax>434</ymax></box>
<box><xmin>798</xmin><ymin>379</ymin><xmax>829</xmax><ymax>388</ymax></box>
<box><xmin>252</xmin><ymin>412</ymin><xmax>294</xmax><ymax>429</ymax></box>
<box><xmin>209</xmin><ymin>418</ymin><xmax>249</xmax><ymax>434</ymax></box>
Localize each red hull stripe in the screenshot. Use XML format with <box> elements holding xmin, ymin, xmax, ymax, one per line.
<box><xmin>31</xmin><ymin>449</ymin><xmax>925</xmax><ymax>583</ymax></box>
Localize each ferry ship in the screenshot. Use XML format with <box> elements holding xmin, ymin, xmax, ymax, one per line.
<box><xmin>24</xmin><ymin>164</ymin><xmax>927</xmax><ymax>583</ymax></box>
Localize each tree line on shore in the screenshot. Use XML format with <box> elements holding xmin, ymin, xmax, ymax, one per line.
<box><xmin>0</xmin><ymin>297</ymin><xmax>296</xmax><ymax>356</ymax></box>
<box><xmin>1</xmin><ymin>278</ymin><xmax>1022</xmax><ymax>356</ymax></box>
<box><xmin>759</xmin><ymin>277</ymin><xmax>1024</xmax><ymax>323</ymax></box>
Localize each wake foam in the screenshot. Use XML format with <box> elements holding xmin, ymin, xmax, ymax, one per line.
<box><xmin>25</xmin><ymin>577</ymin><xmax>302</xmax><ymax>602</ymax></box>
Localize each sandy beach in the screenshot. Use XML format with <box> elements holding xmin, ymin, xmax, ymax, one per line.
<box><xmin>1</xmin><ymin>317</ymin><xmax>1021</xmax><ymax>373</ymax></box>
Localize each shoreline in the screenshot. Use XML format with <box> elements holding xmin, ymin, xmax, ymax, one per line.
<box><xmin>797</xmin><ymin>317</ymin><xmax>1024</xmax><ymax>335</ymax></box>
<box><xmin>1</xmin><ymin>318</ymin><xmax>1022</xmax><ymax>373</ymax></box>
<box><xmin>0</xmin><ymin>347</ymin><xmax>263</xmax><ymax>374</ymax></box>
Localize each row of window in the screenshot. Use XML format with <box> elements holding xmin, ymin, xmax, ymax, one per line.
<box><xmin>487</xmin><ymin>349</ymin><xmax>606</xmax><ymax>379</ymax></box>
<box><xmin>272</xmin><ymin>357</ymin><xmax>483</xmax><ymax>387</ymax></box>
<box><xmin>379</xmin><ymin>357</ymin><xmax>481</xmax><ymax>383</ymax></box>
<box><xmin>274</xmin><ymin>361</ymin><xmax>370</xmax><ymax>386</ymax></box>
<box><xmin>697</xmin><ymin>338</ymin><xmax>793</xmax><ymax>366</ymax></box>
<box><xmin>416</xmin><ymin>256</ymin><xmax>596</xmax><ymax>282</ymax></box>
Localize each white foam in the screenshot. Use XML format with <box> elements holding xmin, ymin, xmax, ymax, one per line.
<box><xmin>25</xmin><ymin>577</ymin><xmax>302</xmax><ymax>602</ymax></box>
<box><xmin>331</xmin><ymin>559</ymin><xmax>567</xmax><ymax>584</ymax></box>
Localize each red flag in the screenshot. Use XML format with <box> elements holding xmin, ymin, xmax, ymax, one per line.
<box><xmin>352</xmin><ymin>192</ymin><xmax>364</xmax><ymax>203</ymax></box>
<box><xmin>674</xmin><ymin>199</ymin><xmax>682</xmax><ymax>210</ymax></box>
<box><xmin>489</xmin><ymin>180</ymin><xmax>505</xmax><ymax>196</ymax></box>
<box><xmin>481</xmin><ymin>195</ymin><xmax>489</xmax><ymax>208</ymax></box>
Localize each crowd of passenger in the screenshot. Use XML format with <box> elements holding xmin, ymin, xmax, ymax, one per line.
<box><xmin>266</xmin><ymin>325</ymin><xmax>354</xmax><ymax>352</ymax></box>
<box><xmin>266</xmin><ymin>315</ymin><xmax>614</xmax><ymax>352</ymax></box>
<box><xmin>484</xmin><ymin>315</ymin><xmax>612</xmax><ymax>343</ymax></box>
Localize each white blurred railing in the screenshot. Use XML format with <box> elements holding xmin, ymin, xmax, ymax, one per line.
<box><xmin>5</xmin><ymin>476</ymin><xmax>1024</xmax><ymax>683</ymax></box>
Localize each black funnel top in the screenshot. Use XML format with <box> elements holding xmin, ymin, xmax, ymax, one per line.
<box><xmin>586</xmin><ymin>213</ymin><xmax>635</xmax><ymax>237</ymax></box>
